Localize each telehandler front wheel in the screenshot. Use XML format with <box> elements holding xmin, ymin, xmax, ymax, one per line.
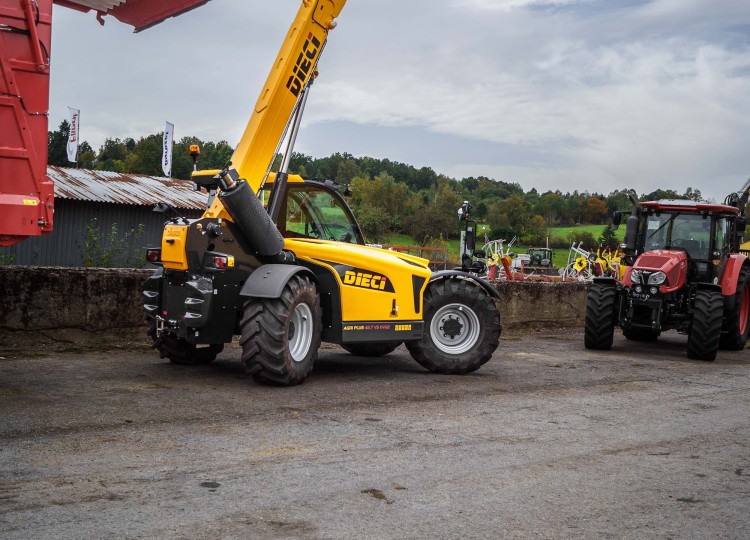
<box><xmin>342</xmin><ymin>342</ymin><xmax>402</xmax><ymax>357</ymax></box>
<box><xmin>406</xmin><ymin>279</ymin><xmax>501</xmax><ymax>374</ymax></box>
<box><xmin>147</xmin><ymin>321</ymin><xmax>223</xmax><ymax>365</ymax></box>
<box><xmin>239</xmin><ymin>274</ymin><xmax>322</xmax><ymax>386</ymax></box>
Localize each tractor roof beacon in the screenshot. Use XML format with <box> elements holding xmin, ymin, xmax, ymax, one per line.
<box><xmin>584</xmin><ymin>190</ymin><xmax>749</xmax><ymax>361</ymax></box>
<box><xmin>143</xmin><ymin>0</ymin><xmax>502</xmax><ymax>386</ymax></box>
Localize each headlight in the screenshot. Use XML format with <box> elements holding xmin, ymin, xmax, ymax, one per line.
<box><xmin>631</xmin><ymin>269</ymin><xmax>642</xmax><ymax>283</ymax></box>
<box><xmin>650</xmin><ymin>286</ymin><xmax>659</xmax><ymax>295</ymax></box>
<box><xmin>648</xmin><ymin>271</ymin><xmax>666</xmax><ymax>285</ymax></box>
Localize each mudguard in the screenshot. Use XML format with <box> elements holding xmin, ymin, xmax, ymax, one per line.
<box><xmin>240</xmin><ymin>264</ymin><xmax>315</xmax><ymax>299</ymax></box>
<box><xmin>429</xmin><ymin>270</ymin><xmax>501</xmax><ymax>299</ymax></box>
<box><xmin>720</xmin><ymin>254</ymin><xmax>749</xmax><ymax>297</ymax></box>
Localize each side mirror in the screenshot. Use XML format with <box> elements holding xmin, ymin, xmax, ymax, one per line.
<box><xmin>737</xmin><ymin>216</ymin><xmax>747</xmax><ymax>237</ymax></box>
<box><xmin>612</xmin><ymin>211</ymin><xmax>622</xmax><ymax>228</ymax></box>
<box><xmin>474</xmin><ymin>249</ymin><xmax>486</xmax><ymax>259</ymax></box>
<box><xmin>153</xmin><ymin>202</ymin><xmax>171</xmax><ymax>214</ymax></box>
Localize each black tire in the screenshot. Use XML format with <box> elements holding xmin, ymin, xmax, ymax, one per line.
<box><xmin>147</xmin><ymin>321</ymin><xmax>223</xmax><ymax>365</ymax></box>
<box><xmin>720</xmin><ymin>264</ymin><xmax>750</xmax><ymax>351</ymax></box>
<box><xmin>405</xmin><ymin>278</ymin><xmax>501</xmax><ymax>374</ymax></box>
<box><xmin>342</xmin><ymin>342</ymin><xmax>402</xmax><ymax>357</ymax></box>
<box><xmin>687</xmin><ymin>289</ymin><xmax>723</xmax><ymax>361</ymax></box>
<box><xmin>584</xmin><ymin>283</ymin><xmax>617</xmax><ymax>350</ymax></box>
<box><xmin>623</xmin><ymin>327</ymin><xmax>660</xmax><ymax>342</ymax></box>
<box><xmin>239</xmin><ymin>274</ymin><xmax>322</xmax><ymax>386</ymax></box>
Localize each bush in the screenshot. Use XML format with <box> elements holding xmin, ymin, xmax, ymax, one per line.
<box><xmin>568</xmin><ymin>231</ymin><xmax>596</xmax><ymax>249</ymax></box>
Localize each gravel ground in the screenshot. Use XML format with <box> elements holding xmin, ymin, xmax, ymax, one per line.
<box><xmin>1</xmin><ymin>329</ymin><xmax>749</xmax><ymax>539</ymax></box>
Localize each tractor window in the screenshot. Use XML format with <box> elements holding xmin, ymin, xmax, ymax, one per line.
<box><xmin>645</xmin><ymin>212</ymin><xmax>710</xmax><ymax>259</ymax></box>
<box><xmin>284</xmin><ymin>186</ymin><xmax>362</xmax><ymax>244</ymax></box>
<box><xmin>715</xmin><ymin>217</ymin><xmax>731</xmax><ymax>257</ymax></box>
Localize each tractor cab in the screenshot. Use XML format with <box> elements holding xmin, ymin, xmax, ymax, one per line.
<box><xmin>636</xmin><ymin>201</ymin><xmax>736</xmax><ymax>286</ymax></box>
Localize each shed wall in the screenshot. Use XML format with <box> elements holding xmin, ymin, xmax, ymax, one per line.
<box><xmin>1</xmin><ymin>200</ymin><xmax>203</xmax><ymax>267</ymax></box>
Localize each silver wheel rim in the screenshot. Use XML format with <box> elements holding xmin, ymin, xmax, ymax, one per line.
<box><xmin>430</xmin><ymin>303</ymin><xmax>481</xmax><ymax>354</ymax></box>
<box><xmin>289</xmin><ymin>302</ymin><xmax>313</xmax><ymax>362</ymax></box>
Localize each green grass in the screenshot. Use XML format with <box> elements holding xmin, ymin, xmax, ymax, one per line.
<box><xmin>548</xmin><ymin>225</ymin><xmax>622</xmax><ymax>242</ymax></box>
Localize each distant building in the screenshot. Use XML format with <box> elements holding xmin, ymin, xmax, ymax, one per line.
<box><xmin>2</xmin><ymin>167</ymin><xmax>208</xmax><ymax>267</ymax></box>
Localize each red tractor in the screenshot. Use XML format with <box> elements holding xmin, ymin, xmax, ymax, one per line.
<box><xmin>584</xmin><ymin>193</ymin><xmax>749</xmax><ymax>360</ymax></box>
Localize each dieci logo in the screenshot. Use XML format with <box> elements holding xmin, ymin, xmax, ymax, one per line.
<box><xmin>339</xmin><ymin>267</ymin><xmax>395</xmax><ymax>293</ymax></box>
<box><xmin>286</xmin><ymin>33</ymin><xmax>321</xmax><ymax>97</ymax></box>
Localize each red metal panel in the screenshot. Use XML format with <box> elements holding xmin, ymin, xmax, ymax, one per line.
<box><xmin>104</xmin><ymin>0</ymin><xmax>211</xmax><ymax>32</ymax></box>
<box><xmin>0</xmin><ymin>0</ymin><xmax>54</xmax><ymax>247</ymax></box>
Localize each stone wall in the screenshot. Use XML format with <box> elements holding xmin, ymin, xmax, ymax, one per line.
<box><xmin>0</xmin><ymin>267</ymin><xmax>151</xmax><ymax>332</ymax></box>
<box><xmin>0</xmin><ymin>267</ymin><xmax>588</xmax><ymax>335</ymax></box>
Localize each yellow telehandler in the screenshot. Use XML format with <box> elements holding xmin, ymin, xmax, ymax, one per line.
<box><xmin>143</xmin><ymin>0</ymin><xmax>502</xmax><ymax>385</ymax></box>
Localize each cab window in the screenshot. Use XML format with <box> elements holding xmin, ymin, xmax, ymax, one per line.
<box><xmin>263</xmin><ymin>184</ymin><xmax>362</xmax><ymax>244</ymax></box>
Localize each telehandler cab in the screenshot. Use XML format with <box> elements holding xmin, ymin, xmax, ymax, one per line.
<box><xmin>143</xmin><ymin>0</ymin><xmax>502</xmax><ymax>386</ymax></box>
<box><xmin>584</xmin><ymin>191</ymin><xmax>749</xmax><ymax>361</ymax></box>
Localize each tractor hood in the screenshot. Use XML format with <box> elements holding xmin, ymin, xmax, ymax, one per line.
<box><xmin>626</xmin><ymin>250</ymin><xmax>688</xmax><ymax>292</ymax></box>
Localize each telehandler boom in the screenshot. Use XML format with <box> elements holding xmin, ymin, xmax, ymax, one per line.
<box><xmin>144</xmin><ymin>0</ymin><xmax>503</xmax><ymax>386</ymax></box>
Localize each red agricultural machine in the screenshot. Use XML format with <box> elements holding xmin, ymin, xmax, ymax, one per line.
<box><xmin>0</xmin><ymin>0</ymin><xmax>211</xmax><ymax>247</ymax></box>
<box><xmin>585</xmin><ymin>192</ymin><xmax>749</xmax><ymax>360</ymax></box>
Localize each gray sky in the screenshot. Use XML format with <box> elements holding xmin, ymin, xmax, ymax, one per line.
<box><xmin>49</xmin><ymin>0</ymin><xmax>750</xmax><ymax>201</ymax></box>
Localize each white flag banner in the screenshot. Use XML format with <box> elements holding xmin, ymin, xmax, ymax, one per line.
<box><xmin>67</xmin><ymin>107</ymin><xmax>80</xmax><ymax>163</ymax></box>
<box><xmin>162</xmin><ymin>121</ymin><xmax>174</xmax><ymax>177</ymax></box>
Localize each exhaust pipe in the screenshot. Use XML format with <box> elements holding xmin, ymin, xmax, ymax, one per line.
<box><xmin>218</xmin><ymin>169</ymin><xmax>284</xmax><ymax>258</ymax></box>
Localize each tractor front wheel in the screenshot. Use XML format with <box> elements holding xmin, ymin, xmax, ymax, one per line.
<box><xmin>584</xmin><ymin>283</ymin><xmax>617</xmax><ymax>350</ymax></box>
<box><xmin>720</xmin><ymin>264</ymin><xmax>750</xmax><ymax>351</ymax></box>
<box><xmin>240</xmin><ymin>275</ymin><xmax>322</xmax><ymax>386</ymax></box>
<box><xmin>406</xmin><ymin>279</ymin><xmax>501</xmax><ymax>374</ymax></box>
<box><xmin>687</xmin><ymin>289</ymin><xmax>723</xmax><ymax>361</ymax></box>
<box><xmin>147</xmin><ymin>321</ymin><xmax>223</xmax><ymax>365</ymax></box>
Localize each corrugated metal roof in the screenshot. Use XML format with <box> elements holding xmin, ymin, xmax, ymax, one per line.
<box><xmin>48</xmin><ymin>166</ymin><xmax>209</xmax><ymax>210</ymax></box>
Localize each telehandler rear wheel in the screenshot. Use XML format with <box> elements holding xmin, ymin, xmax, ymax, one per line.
<box><xmin>584</xmin><ymin>283</ymin><xmax>617</xmax><ymax>350</ymax></box>
<box><xmin>342</xmin><ymin>342</ymin><xmax>402</xmax><ymax>357</ymax></box>
<box><xmin>720</xmin><ymin>264</ymin><xmax>750</xmax><ymax>350</ymax></box>
<box><xmin>147</xmin><ymin>321</ymin><xmax>223</xmax><ymax>365</ymax></box>
<box><xmin>239</xmin><ymin>274</ymin><xmax>322</xmax><ymax>386</ymax></box>
<box><xmin>405</xmin><ymin>279</ymin><xmax>501</xmax><ymax>374</ymax></box>
<box><xmin>687</xmin><ymin>289</ymin><xmax>723</xmax><ymax>361</ymax></box>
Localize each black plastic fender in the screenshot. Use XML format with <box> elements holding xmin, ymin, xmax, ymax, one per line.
<box><xmin>240</xmin><ymin>264</ymin><xmax>316</xmax><ymax>299</ymax></box>
<box><xmin>429</xmin><ymin>270</ymin><xmax>501</xmax><ymax>299</ymax></box>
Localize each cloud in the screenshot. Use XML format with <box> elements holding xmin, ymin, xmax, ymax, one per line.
<box><xmin>48</xmin><ymin>0</ymin><xmax>750</xmax><ymax>200</ymax></box>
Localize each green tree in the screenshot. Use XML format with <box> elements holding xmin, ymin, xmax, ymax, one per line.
<box><xmin>350</xmin><ymin>172</ymin><xmax>413</xmax><ymax>241</ymax></box>
<box><xmin>598</xmin><ymin>224</ymin><xmax>619</xmax><ymax>250</ymax></box>
<box><xmin>405</xmin><ymin>178</ymin><xmax>462</xmax><ymax>244</ymax></box>
<box><xmin>47</xmin><ymin>120</ymin><xmax>70</xmax><ymax>166</ymax></box>
<box><xmin>48</xmin><ymin>120</ymin><xmax>95</xmax><ymax>167</ymax></box>
<box><xmin>487</xmin><ymin>195</ymin><xmax>532</xmax><ymax>240</ymax></box>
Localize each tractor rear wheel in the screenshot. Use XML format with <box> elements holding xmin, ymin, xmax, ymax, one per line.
<box><xmin>623</xmin><ymin>327</ymin><xmax>660</xmax><ymax>342</ymax></box>
<box><xmin>240</xmin><ymin>275</ymin><xmax>322</xmax><ymax>386</ymax></box>
<box><xmin>147</xmin><ymin>321</ymin><xmax>223</xmax><ymax>365</ymax></box>
<box><xmin>584</xmin><ymin>283</ymin><xmax>617</xmax><ymax>350</ymax></box>
<box><xmin>687</xmin><ymin>289</ymin><xmax>723</xmax><ymax>361</ymax></box>
<box><xmin>405</xmin><ymin>279</ymin><xmax>501</xmax><ymax>374</ymax></box>
<box><xmin>720</xmin><ymin>264</ymin><xmax>750</xmax><ymax>351</ymax></box>
<box><xmin>342</xmin><ymin>342</ymin><xmax>402</xmax><ymax>357</ymax></box>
